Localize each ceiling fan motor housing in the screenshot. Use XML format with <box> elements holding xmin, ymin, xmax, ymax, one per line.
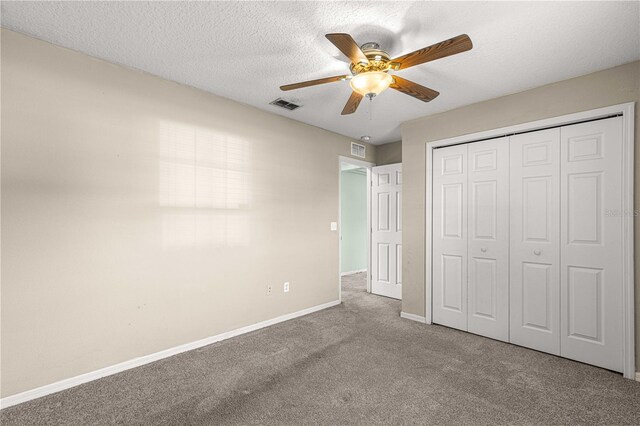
<box><xmin>349</xmin><ymin>42</ymin><xmax>393</xmax><ymax>75</ymax></box>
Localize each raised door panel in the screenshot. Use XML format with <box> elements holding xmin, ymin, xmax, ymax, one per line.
<box><xmin>509</xmin><ymin>129</ymin><xmax>560</xmax><ymax>355</ymax></box>
<box><xmin>371</xmin><ymin>163</ymin><xmax>402</xmax><ymax>300</ymax></box>
<box><xmin>567</xmin><ymin>266</ymin><xmax>602</xmax><ymax>342</ymax></box>
<box><xmin>567</xmin><ymin>173</ymin><xmax>602</xmax><ymax>244</ymax></box>
<box><xmin>471</xmin><ymin>181</ymin><xmax>497</xmax><ymax>240</ymax></box>
<box><xmin>377</xmin><ymin>243</ymin><xmax>390</xmax><ymax>283</ymax></box>
<box><xmin>522</xmin><ymin>177</ymin><xmax>552</xmax><ymax>242</ymax></box>
<box><xmin>396</xmin><ymin>244</ymin><xmax>402</xmax><ymax>285</ymax></box>
<box><xmin>396</xmin><ymin>192</ymin><xmax>402</xmax><ymax>232</ymax></box>
<box><xmin>442</xmin><ymin>183</ymin><xmax>464</xmax><ymax>239</ymax></box>
<box><xmin>432</xmin><ymin>144</ymin><xmax>468</xmax><ymax>331</ymax></box>
<box><xmin>560</xmin><ymin>117</ymin><xmax>623</xmax><ymax>372</ymax></box>
<box><xmin>467</xmin><ymin>137</ymin><xmax>509</xmax><ymax>342</ymax></box>
<box><xmin>521</xmin><ymin>262</ymin><xmax>552</xmax><ymax>332</ymax></box>
<box><xmin>469</xmin><ymin>258</ymin><xmax>497</xmax><ymax>319</ymax></box>
<box><xmin>377</xmin><ymin>192</ymin><xmax>390</xmax><ymax>231</ymax></box>
<box><xmin>378</xmin><ymin>172</ymin><xmax>390</xmax><ymax>185</ymax></box>
<box><xmin>442</xmin><ymin>254</ymin><xmax>464</xmax><ymax>312</ymax></box>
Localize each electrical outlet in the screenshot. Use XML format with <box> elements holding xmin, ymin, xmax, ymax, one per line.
<box><xmin>284</xmin><ymin>282</ymin><xmax>290</xmax><ymax>293</ymax></box>
<box><xmin>267</xmin><ymin>284</ymin><xmax>272</xmax><ymax>296</ymax></box>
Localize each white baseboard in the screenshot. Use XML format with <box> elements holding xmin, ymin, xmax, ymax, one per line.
<box><xmin>400</xmin><ymin>311</ymin><xmax>427</xmax><ymax>324</ymax></box>
<box><xmin>0</xmin><ymin>299</ymin><xmax>341</xmax><ymax>410</ymax></box>
<box><xmin>340</xmin><ymin>269</ymin><xmax>367</xmax><ymax>276</ymax></box>
<box><xmin>636</xmin><ymin>372</ymin><xmax>640</xmax><ymax>382</ymax></box>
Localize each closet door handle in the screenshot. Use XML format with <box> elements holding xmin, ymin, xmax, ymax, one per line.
<box><xmin>480</xmin><ymin>247</ymin><xmax>487</xmax><ymax>253</ymax></box>
<box><xmin>534</xmin><ymin>249</ymin><xmax>541</xmax><ymax>256</ymax></box>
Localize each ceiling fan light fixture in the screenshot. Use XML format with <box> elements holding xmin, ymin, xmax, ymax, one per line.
<box><xmin>281</xmin><ymin>33</ymin><xmax>472</xmax><ymax>114</ymax></box>
<box><xmin>349</xmin><ymin>71</ymin><xmax>393</xmax><ymax>97</ymax></box>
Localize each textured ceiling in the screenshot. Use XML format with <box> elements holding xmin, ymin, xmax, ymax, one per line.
<box><xmin>2</xmin><ymin>1</ymin><xmax>639</xmax><ymax>144</ymax></box>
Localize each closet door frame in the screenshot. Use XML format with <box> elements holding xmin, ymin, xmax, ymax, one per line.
<box><xmin>424</xmin><ymin>102</ymin><xmax>635</xmax><ymax>380</ymax></box>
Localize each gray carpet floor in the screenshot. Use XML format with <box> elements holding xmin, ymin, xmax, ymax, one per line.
<box><xmin>3</xmin><ymin>272</ymin><xmax>640</xmax><ymax>425</ymax></box>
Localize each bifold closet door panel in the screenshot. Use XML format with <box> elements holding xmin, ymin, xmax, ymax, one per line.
<box><xmin>467</xmin><ymin>137</ymin><xmax>510</xmax><ymax>342</ymax></box>
<box><xmin>560</xmin><ymin>117</ymin><xmax>624</xmax><ymax>372</ymax></box>
<box><xmin>509</xmin><ymin>129</ymin><xmax>561</xmax><ymax>355</ymax></box>
<box><xmin>432</xmin><ymin>144</ymin><xmax>468</xmax><ymax>331</ymax></box>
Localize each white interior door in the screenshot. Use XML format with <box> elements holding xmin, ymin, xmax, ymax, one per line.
<box><xmin>560</xmin><ymin>117</ymin><xmax>624</xmax><ymax>372</ymax></box>
<box><xmin>371</xmin><ymin>163</ymin><xmax>402</xmax><ymax>299</ymax></box>
<box><xmin>432</xmin><ymin>145</ymin><xmax>468</xmax><ymax>331</ymax></box>
<box><xmin>467</xmin><ymin>138</ymin><xmax>510</xmax><ymax>342</ymax></box>
<box><xmin>509</xmin><ymin>128</ymin><xmax>561</xmax><ymax>355</ymax></box>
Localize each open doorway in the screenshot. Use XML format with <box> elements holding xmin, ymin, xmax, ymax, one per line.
<box><xmin>338</xmin><ymin>156</ymin><xmax>373</xmax><ymax>300</ymax></box>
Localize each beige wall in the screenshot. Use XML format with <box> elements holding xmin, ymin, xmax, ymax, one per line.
<box><xmin>0</xmin><ymin>29</ymin><xmax>376</xmax><ymax>397</ymax></box>
<box><xmin>375</xmin><ymin>141</ymin><xmax>402</xmax><ymax>166</ymax></box>
<box><xmin>401</xmin><ymin>60</ymin><xmax>640</xmax><ymax>369</ymax></box>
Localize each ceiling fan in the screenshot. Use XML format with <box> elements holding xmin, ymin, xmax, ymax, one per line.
<box><xmin>280</xmin><ymin>33</ymin><xmax>473</xmax><ymax>115</ymax></box>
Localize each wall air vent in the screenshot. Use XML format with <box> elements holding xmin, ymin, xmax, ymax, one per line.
<box><xmin>269</xmin><ymin>98</ymin><xmax>302</xmax><ymax>111</ymax></box>
<box><xmin>351</xmin><ymin>142</ymin><xmax>366</xmax><ymax>159</ymax></box>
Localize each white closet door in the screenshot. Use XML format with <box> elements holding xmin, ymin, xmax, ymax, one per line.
<box><xmin>433</xmin><ymin>144</ymin><xmax>468</xmax><ymax>331</ymax></box>
<box><xmin>509</xmin><ymin>129</ymin><xmax>561</xmax><ymax>355</ymax></box>
<box><xmin>560</xmin><ymin>117</ymin><xmax>624</xmax><ymax>372</ymax></box>
<box><xmin>371</xmin><ymin>163</ymin><xmax>402</xmax><ymax>300</ymax></box>
<box><xmin>467</xmin><ymin>138</ymin><xmax>510</xmax><ymax>342</ymax></box>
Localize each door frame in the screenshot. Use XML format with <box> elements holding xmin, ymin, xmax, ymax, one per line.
<box><xmin>339</xmin><ymin>155</ymin><xmax>375</xmax><ymax>301</ymax></box>
<box><xmin>425</xmin><ymin>102</ymin><xmax>635</xmax><ymax>379</ymax></box>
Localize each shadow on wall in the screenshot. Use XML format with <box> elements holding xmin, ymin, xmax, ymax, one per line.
<box><xmin>158</xmin><ymin>121</ymin><xmax>252</xmax><ymax>249</ymax></box>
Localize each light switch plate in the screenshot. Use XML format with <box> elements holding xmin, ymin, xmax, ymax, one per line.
<box><xmin>284</xmin><ymin>282</ymin><xmax>289</xmax><ymax>293</ymax></box>
<box><xmin>330</xmin><ymin>222</ymin><xmax>337</xmax><ymax>231</ymax></box>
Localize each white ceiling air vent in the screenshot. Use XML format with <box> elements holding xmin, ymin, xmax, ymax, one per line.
<box><xmin>351</xmin><ymin>142</ymin><xmax>366</xmax><ymax>158</ymax></box>
<box><xmin>269</xmin><ymin>98</ymin><xmax>302</xmax><ymax>111</ymax></box>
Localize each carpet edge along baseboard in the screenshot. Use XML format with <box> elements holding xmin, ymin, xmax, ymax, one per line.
<box><xmin>0</xmin><ymin>299</ymin><xmax>341</xmax><ymax>410</ymax></box>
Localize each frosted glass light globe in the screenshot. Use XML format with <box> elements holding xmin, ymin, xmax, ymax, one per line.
<box><xmin>349</xmin><ymin>71</ymin><xmax>393</xmax><ymax>97</ymax></box>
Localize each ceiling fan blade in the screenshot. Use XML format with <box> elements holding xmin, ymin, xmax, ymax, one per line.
<box><xmin>280</xmin><ymin>75</ymin><xmax>349</xmax><ymax>91</ymax></box>
<box><xmin>390</xmin><ymin>76</ymin><xmax>440</xmax><ymax>102</ymax></box>
<box><xmin>341</xmin><ymin>92</ymin><xmax>363</xmax><ymax>115</ymax></box>
<box><xmin>390</xmin><ymin>34</ymin><xmax>472</xmax><ymax>70</ymax></box>
<box><xmin>326</xmin><ymin>33</ymin><xmax>369</xmax><ymax>65</ymax></box>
